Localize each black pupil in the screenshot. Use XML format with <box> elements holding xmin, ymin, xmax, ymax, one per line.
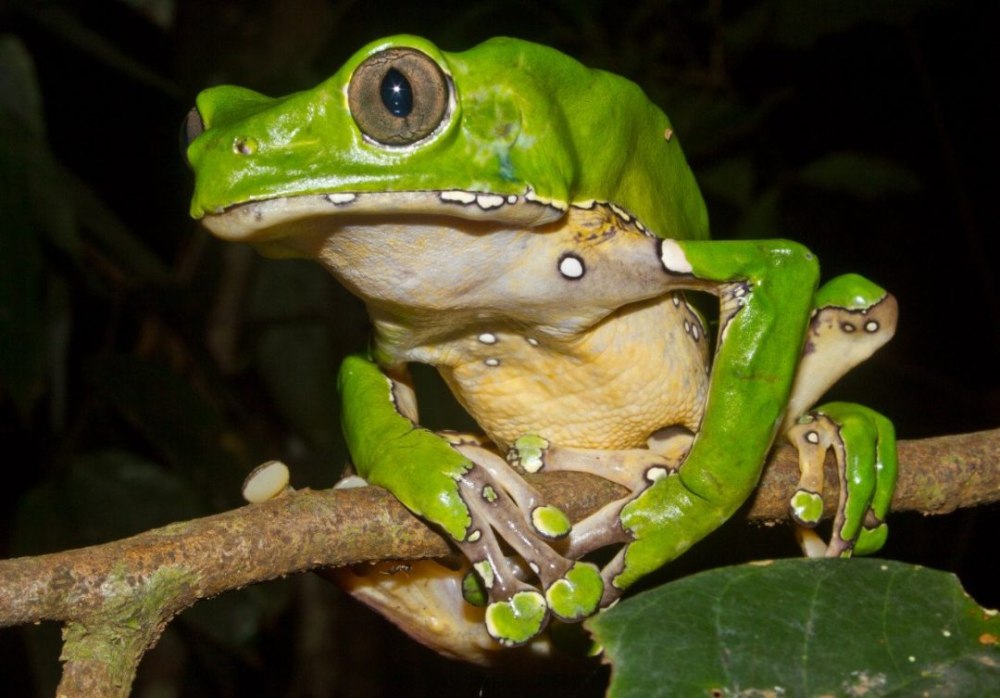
<box><xmin>379</xmin><ymin>68</ymin><xmax>413</xmax><ymax>117</ymax></box>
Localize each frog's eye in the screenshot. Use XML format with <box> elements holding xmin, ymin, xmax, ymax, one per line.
<box><xmin>348</xmin><ymin>47</ymin><xmax>450</xmax><ymax>146</ymax></box>
<box><xmin>180</xmin><ymin>107</ymin><xmax>205</xmax><ymax>166</ymax></box>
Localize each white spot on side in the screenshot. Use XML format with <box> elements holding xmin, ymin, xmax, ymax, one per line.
<box><xmin>841</xmin><ymin>322</ymin><xmax>857</xmax><ymax>333</ymax></box>
<box><xmin>478</xmin><ymin>332</ymin><xmax>497</xmax><ymax>345</ymax></box>
<box><xmin>529</xmin><ymin>562</ymin><xmax>540</xmax><ymax>575</ymax></box>
<box><xmin>558</xmin><ymin>254</ymin><xmax>585</xmax><ymax>279</ymax></box>
<box><xmin>524</xmin><ymin>188</ymin><xmax>568</xmax><ymax>211</ymax></box>
<box><xmin>506</xmin><ymin>194</ymin><xmax>518</xmax><ymax>204</ymax></box>
<box><xmin>908</xmin><ymin>656</ymin><xmax>916</xmax><ymax>663</ymax></box>
<box><xmin>942</xmin><ymin>629</ymin><xmax>952</xmax><ymax>637</ymax></box>
<box><xmin>476</xmin><ymin>193</ymin><xmax>506</xmax><ymax>210</ymax></box>
<box><xmin>468</xmin><ymin>529</ymin><xmax>482</xmax><ymax>542</ymax></box>
<box><xmin>672</xmin><ymin>293</ymin><xmax>681</xmax><ymax>307</ymax></box>
<box><xmin>865</xmin><ymin>320</ymin><xmax>880</xmax><ymax>332</ymax></box>
<box><xmin>664</xmin><ymin>128</ymin><xmax>674</xmax><ymax>141</ymax></box>
<box><xmin>527</xmin><ymin>337</ymin><xmax>540</xmax><ymax>347</ymax></box>
<box><xmin>325</xmin><ymin>193</ymin><xmax>357</xmax><ymax>205</ymax></box>
<box><xmin>440</xmin><ymin>190</ymin><xmax>477</xmax><ymax>205</ymax></box>
<box><xmin>660</xmin><ymin>240</ymin><xmax>693</xmax><ymax>274</ymax></box>
<box><xmin>806</xmin><ymin>430</ymin><xmax>820</xmax><ymax>444</ymax></box>
<box><xmin>609</xmin><ymin>203</ymin><xmax>631</xmax><ymax>222</ymax></box>
<box><xmin>691</xmin><ymin>324</ymin><xmax>701</xmax><ymax>341</ymax></box>
<box><xmin>484</xmin><ymin>358</ymin><xmax>500</xmax><ymax>367</ymax></box>
<box><xmin>646</xmin><ymin>466</ymin><xmax>669</xmax><ymax>482</ymax></box>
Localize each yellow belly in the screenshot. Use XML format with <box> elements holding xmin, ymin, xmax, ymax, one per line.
<box><xmin>438</xmin><ymin>294</ymin><xmax>709</xmax><ymax>450</ymax></box>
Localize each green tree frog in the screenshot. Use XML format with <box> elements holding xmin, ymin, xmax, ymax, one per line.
<box><xmin>184</xmin><ymin>35</ymin><xmax>897</xmax><ymax>662</ymax></box>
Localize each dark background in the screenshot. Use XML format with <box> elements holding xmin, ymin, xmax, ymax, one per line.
<box><xmin>1</xmin><ymin>0</ymin><xmax>996</xmax><ymax>695</ymax></box>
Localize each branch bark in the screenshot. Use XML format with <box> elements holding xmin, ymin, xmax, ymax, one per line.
<box><xmin>1</xmin><ymin>428</ymin><xmax>997</xmax><ymax>696</ymax></box>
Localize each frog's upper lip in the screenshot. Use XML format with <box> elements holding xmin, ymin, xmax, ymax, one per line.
<box><xmin>200</xmin><ymin>188</ymin><xmax>567</xmax><ymax>243</ymax></box>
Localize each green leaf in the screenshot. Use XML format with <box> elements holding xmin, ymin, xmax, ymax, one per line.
<box><xmin>588</xmin><ymin>559</ymin><xmax>1000</xmax><ymax>697</ymax></box>
<box><xmin>798</xmin><ymin>152</ymin><xmax>921</xmax><ymax>200</ymax></box>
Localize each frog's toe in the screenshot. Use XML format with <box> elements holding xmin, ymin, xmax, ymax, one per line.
<box><xmin>790</xmin><ymin>489</ymin><xmax>824</xmax><ymax>527</ymax></box>
<box><xmin>545</xmin><ymin>561</ymin><xmax>603</xmax><ymax>622</ymax></box>
<box><xmin>485</xmin><ymin>590</ymin><xmax>548</xmax><ymax>646</ymax></box>
<box><xmin>455</xmin><ymin>442</ymin><xmax>570</xmax><ymax>539</ymax></box>
<box><xmin>787</xmin><ymin>403</ymin><xmax>897</xmax><ymax>558</ymax></box>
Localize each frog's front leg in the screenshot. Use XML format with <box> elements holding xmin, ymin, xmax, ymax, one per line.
<box><xmin>595</xmin><ymin>239</ymin><xmax>825</xmax><ymax>599</ymax></box>
<box><xmin>782</xmin><ymin>275</ymin><xmax>898</xmax><ymax>557</ymax></box>
<box><xmin>338</xmin><ymin>354</ymin><xmax>602</xmax><ymax>647</ymax></box>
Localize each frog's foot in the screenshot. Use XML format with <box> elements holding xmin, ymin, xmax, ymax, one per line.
<box><xmin>508</xmin><ymin>428</ymin><xmax>691</xmax><ymax>492</ymax></box>
<box><xmin>450</xmin><ymin>444</ymin><xmax>605</xmax><ymax>646</ymax></box>
<box><xmin>506</xmin><ymin>429</ymin><xmax>692</xmax><ymax>559</ymax></box>
<box><xmin>788</xmin><ymin>403</ymin><xmax>897</xmax><ymax>557</ymax></box>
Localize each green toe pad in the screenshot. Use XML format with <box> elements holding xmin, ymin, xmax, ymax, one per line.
<box><xmin>532</xmin><ymin>505</ymin><xmax>572</xmax><ymax>538</ymax></box>
<box><xmin>485</xmin><ymin>591</ymin><xmax>548</xmax><ymax>646</ymax></box>
<box><xmin>546</xmin><ymin>562</ymin><xmax>603</xmax><ymax>622</ymax></box>
<box><xmin>790</xmin><ymin>490</ymin><xmax>823</xmax><ymax>526</ymax></box>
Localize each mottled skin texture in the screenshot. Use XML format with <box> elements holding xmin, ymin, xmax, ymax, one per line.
<box><xmin>185</xmin><ymin>35</ymin><xmax>898</xmax><ymax>661</ymax></box>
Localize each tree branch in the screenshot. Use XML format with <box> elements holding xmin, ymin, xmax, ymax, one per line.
<box><xmin>1</xmin><ymin>428</ymin><xmax>997</xmax><ymax>696</ymax></box>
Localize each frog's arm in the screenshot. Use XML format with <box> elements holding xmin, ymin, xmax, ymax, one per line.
<box><xmin>338</xmin><ymin>353</ymin><xmax>473</xmax><ymax>539</ymax></box>
<box><xmin>338</xmin><ymin>353</ymin><xmax>604</xmax><ymax>645</ymax></box>
<box><xmin>608</xmin><ymin>238</ymin><xmax>821</xmax><ymax>591</ymax></box>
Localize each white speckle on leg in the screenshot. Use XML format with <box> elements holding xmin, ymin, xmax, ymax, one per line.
<box><xmin>659</xmin><ymin>240</ymin><xmax>693</xmax><ymax>274</ymax></box>
<box><xmin>558</xmin><ymin>254</ymin><xmax>585</xmax><ymax>279</ymax></box>
<box><xmin>646</xmin><ymin>466</ymin><xmax>669</xmax><ymax>482</ymax></box>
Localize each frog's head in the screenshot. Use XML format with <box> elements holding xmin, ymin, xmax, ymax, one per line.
<box><xmin>184</xmin><ymin>35</ymin><xmax>707</xmax><ymax>257</ymax></box>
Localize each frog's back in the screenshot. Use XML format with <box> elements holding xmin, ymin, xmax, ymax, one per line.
<box><xmin>449</xmin><ymin>37</ymin><xmax>710</xmax><ymax>241</ymax></box>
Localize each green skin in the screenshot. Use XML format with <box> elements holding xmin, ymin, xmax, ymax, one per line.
<box><xmin>186</xmin><ymin>35</ymin><xmax>898</xmax><ymax>653</ymax></box>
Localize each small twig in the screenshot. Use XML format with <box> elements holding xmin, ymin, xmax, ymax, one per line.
<box><xmin>0</xmin><ymin>428</ymin><xmax>996</xmax><ymax>697</ymax></box>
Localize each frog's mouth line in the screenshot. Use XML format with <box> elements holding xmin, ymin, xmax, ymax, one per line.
<box><xmin>200</xmin><ymin>188</ymin><xmax>652</xmax><ymax>244</ymax></box>
<box><xmin>201</xmin><ymin>189</ymin><xmax>565</xmax><ymax>243</ymax></box>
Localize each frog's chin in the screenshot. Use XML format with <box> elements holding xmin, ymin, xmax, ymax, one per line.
<box><xmin>200</xmin><ymin>188</ymin><xmax>567</xmax><ymax>248</ymax></box>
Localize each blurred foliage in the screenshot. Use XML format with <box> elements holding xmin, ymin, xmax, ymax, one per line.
<box><xmin>0</xmin><ymin>0</ymin><xmax>996</xmax><ymax>695</ymax></box>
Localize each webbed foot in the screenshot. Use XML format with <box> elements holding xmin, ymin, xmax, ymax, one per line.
<box><xmin>788</xmin><ymin>403</ymin><xmax>897</xmax><ymax>557</ymax></box>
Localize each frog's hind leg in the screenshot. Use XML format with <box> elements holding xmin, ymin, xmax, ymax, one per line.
<box><xmin>783</xmin><ymin>274</ymin><xmax>898</xmax><ymax>557</ymax></box>
<box><xmin>505</xmin><ymin>428</ymin><xmax>694</xmax><ymax>559</ymax></box>
<box><xmin>449</xmin><ymin>443</ymin><xmax>604</xmax><ymax>644</ymax></box>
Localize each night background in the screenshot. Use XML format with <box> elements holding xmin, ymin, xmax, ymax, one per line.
<box><xmin>1</xmin><ymin>0</ymin><xmax>996</xmax><ymax>695</ymax></box>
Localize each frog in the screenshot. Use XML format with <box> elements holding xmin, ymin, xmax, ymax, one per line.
<box><xmin>183</xmin><ymin>35</ymin><xmax>898</xmax><ymax>662</ymax></box>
